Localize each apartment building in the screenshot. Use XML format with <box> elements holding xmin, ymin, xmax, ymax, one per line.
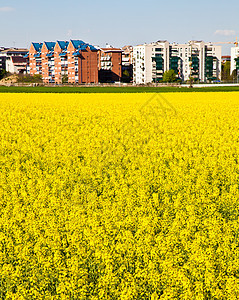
<box><xmin>67</xmin><ymin>40</ymin><xmax>98</xmax><ymax>84</ymax></box>
<box><xmin>41</xmin><ymin>42</ymin><xmax>56</xmax><ymax>83</ymax></box>
<box><xmin>0</xmin><ymin>48</ymin><xmax>28</xmax><ymax>58</ymax></box>
<box><xmin>0</xmin><ymin>47</ymin><xmax>8</xmax><ymax>71</ymax></box>
<box><xmin>133</xmin><ymin>41</ymin><xmax>169</xmax><ymax>84</ymax></box>
<box><xmin>6</xmin><ymin>56</ymin><xmax>27</xmax><ymax>74</ymax></box>
<box><xmin>54</xmin><ymin>41</ymin><xmax>69</xmax><ymax>84</ymax></box>
<box><xmin>231</xmin><ymin>46</ymin><xmax>239</xmax><ymax>75</ymax></box>
<box><xmin>133</xmin><ymin>41</ymin><xmax>221</xmax><ymax>84</ymax></box>
<box><xmin>28</xmin><ymin>42</ymin><xmax>43</xmax><ymax>76</ymax></box>
<box><xmin>98</xmin><ymin>47</ymin><xmax>122</xmax><ymax>82</ymax></box>
<box><xmin>204</xmin><ymin>43</ymin><xmax>221</xmax><ymax>81</ymax></box>
<box><xmin>122</xmin><ymin>45</ymin><xmax>133</xmax><ymax>82</ymax></box>
<box><xmin>28</xmin><ymin>40</ymin><xmax>98</xmax><ymax>84</ymax></box>
<box><xmin>0</xmin><ymin>47</ymin><xmax>28</xmax><ymax>73</ymax></box>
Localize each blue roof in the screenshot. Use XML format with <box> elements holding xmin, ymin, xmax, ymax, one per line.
<box><xmin>24</xmin><ymin>53</ymin><xmax>29</xmax><ymax>58</ymax></box>
<box><xmin>46</xmin><ymin>51</ymin><xmax>54</xmax><ymax>57</ymax></box>
<box><xmin>71</xmin><ymin>40</ymin><xmax>97</xmax><ymax>52</ymax></box>
<box><xmin>34</xmin><ymin>53</ymin><xmax>41</xmax><ymax>58</ymax></box>
<box><xmin>81</xmin><ymin>44</ymin><xmax>87</xmax><ymax>50</ymax></box>
<box><xmin>89</xmin><ymin>45</ymin><xmax>97</xmax><ymax>51</ymax></box>
<box><xmin>32</xmin><ymin>42</ymin><xmax>43</xmax><ymax>51</ymax></box>
<box><xmin>71</xmin><ymin>40</ymin><xmax>85</xmax><ymax>49</ymax></box>
<box><xmin>57</xmin><ymin>41</ymin><xmax>69</xmax><ymax>50</ymax></box>
<box><xmin>44</xmin><ymin>42</ymin><xmax>56</xmax><ymax>50</ymax></box>
<box><xmin>59</xmin><ymin>52</ymin><xmax>67</xmax><ymax>57</ymax></box>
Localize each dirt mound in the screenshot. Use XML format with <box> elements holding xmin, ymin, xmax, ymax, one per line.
<box><xmin>0</xmin><ymin>74</ymin><xmax>19</xmax><ymax>86</ymax></box>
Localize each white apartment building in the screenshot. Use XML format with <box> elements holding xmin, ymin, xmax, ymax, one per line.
<box><xmin>231</xmin><ymin>46</ymin><xmax>239</xmax><ymax>75</ymax></box>
<box><xmin>133</xmin><ymin>41</ymin><xmax>169</xmax><ymax>84</ymax></box>
<box><xmin>133</xmin><ymin>41</ymin><xmax>221</xmax><ymax>84</ymax></box>
<box><xmin>204</xmin><ymin>43</ymin><xmax>221</xmax><ymax>81</ymax></box>
<box><xmin>6</xmin><ymin>56</ymin><xmax>27</xmax><ymax>74</ymax></box>
<box><xmin>170</xmin><ymin>41</ymin><xmax>204</xmax><ymax>82</ymax></box>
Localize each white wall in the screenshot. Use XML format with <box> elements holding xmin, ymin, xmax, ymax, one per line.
<box><xmin>231</xmin><ymin>47</ymin><xmax>239</xmax><ymax>74</ymax></box>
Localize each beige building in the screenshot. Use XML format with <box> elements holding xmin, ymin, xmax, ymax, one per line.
<box><xmin>0</xmin><ymin>47</ymin><xmax>28</xmax><ymax>74</ymax></box>
<box><xmin>6</xmin><ymin>56</ymin><xmax>27</xmax><ymax>74</ymax></box>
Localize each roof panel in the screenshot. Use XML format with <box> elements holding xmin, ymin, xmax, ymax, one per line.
<box><xmin>32</xmin><ymin>43</ymin><xmax>43</xmax><ymax>51</ymax></box>
<box><xmin>57</xmin><ymin>41</ymin><xmax>69</xmax><ymax>50</ymax></box>
<box><xmin>44</xmin><ymin>42</ymin><xmax>56</xmax><ymax>50</ymax></box>
<box><xmin>71</xmin><ymin>40</ymin><xmax>85</xmax><ymax>49</ymax></box>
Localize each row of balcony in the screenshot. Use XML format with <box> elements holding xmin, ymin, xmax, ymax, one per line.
<box><xmin>101</xmin><ymin>56</ymin><xmax>111</xmax><ymax>61</ymax></box>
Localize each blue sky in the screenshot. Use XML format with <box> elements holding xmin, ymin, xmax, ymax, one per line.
<box><xmin>0</xmin><ymin>0</ymin><xmax>238</xmax><ymax>54</ymax></box>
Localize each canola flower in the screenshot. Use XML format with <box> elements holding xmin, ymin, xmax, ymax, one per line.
<box><xmin>0</xmin><ymin>92</ymin><xmax>239</xmax><ymax>299</ymax></box>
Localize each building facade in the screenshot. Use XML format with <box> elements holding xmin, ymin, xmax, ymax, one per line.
<box><xmin>27</xmin><ymin>40</ymin><xmax>99</xmax><ymax>84</ymax></box>
<box><xmin>0</xmin><ymin>47</ymin><xmax>28</xmax><ymax>73</ymax></box>
<box><xmin>133</xmin><ymin>41</ymin><xmax>221</xmax><ymax>84</ymax></box>
<box><xmin>28</xmin><ymin>42</ymin><xmax>43</xmax><ymax>76</ymax></box>
<box><xmin>6</xmin><ymin>56</ymin><xmax>27</xmax><ymax>74</ymax></box>
<box><xmin>122</xmin><ymin>46</ymin><xmax>133</xmax><ymax>82</ymax></box>
<box><xmin>54</xmin><ymin>41</ymin><xmax>69</xmax><ymax>84</ymax></box>
<box><xmin>98</xmin><ymin>47</ymin><xmax>122</xmax><ymax>83</ymax></box>
<box><xmin>133</xmin><ymin>41</ymin><xmax>169</xmax><ymax>84</ymax></box>
<box><xmin>67</xmin><ymin>40</ymin><xmax>98</xmax><ymax>84</ymax></box>
<box><xmin>231</xmin><ymin>46</ymin><xmax>239</xmax><ymax>76</ymax></box>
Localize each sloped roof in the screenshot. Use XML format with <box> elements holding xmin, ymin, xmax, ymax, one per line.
<box><xmin>0</xmin><ymin>48</ymin><xmax>28</xmax><ymax>53</ymax></box>
<box><xmin>71</xmin><ymin>40</ymin><xmax>85</xmax><ymax>49</ymax></box>
<box><xmin>44</xmin><ymin>42</ymin><xmax>56</xmax><ymax>50</ymax></box>
<box><xmin>32</xmin><ymin>43</ymin><xmax>43</xmax><ymax>51</ymax></box>
<box><xmin>57</xmin><ymin>41</ymin><xmax>69</xmax><ymax>50</ymax></box>
<box><xmin>71</xmin><ymin>40</ymin><xmax>97</xmax><ymax>51</ymax></box>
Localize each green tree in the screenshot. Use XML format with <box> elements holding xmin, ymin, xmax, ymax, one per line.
<box><xmin>62</xmin><ymin>74</ymin><xmax>68</xmax><ymax>84</ymax></box>
<box><xmin>231</xmin><ymin>69</ymin><xmax>238</xmax><ymax>82</ymax></box>
<box><xmin>0</xmin><ymin>69</ymin><xmax>7</xmax><ymax>80</ymax></box>
<box><xmin>17</xmin><ymin>74</ymin><xmax>42</xmax><ymax>83</ymax></box>
<box><xmin>163</xmin><ymin>70</ymin><xmax>177</xmax><ymax>83</ymax></box>
<box><xmin>221</xmin><ymin>61</ymin><xmax>231</xmax><ymax>82</ymax></box>
<box><xmin>122</xmin><ymin>70</ymin><xmax>130</xmax><ymax>83</ymax></box>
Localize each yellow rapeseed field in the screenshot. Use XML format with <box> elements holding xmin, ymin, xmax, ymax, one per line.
<box><xmin>0</xmin><ymin>92</ymin><xmax>239</xmax><ymax>299</ymax></box>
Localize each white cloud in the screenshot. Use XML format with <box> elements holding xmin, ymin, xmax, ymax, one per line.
<box><xmin>0</xmin><ymin>7</ymin><xmax>14</xmax><ymax>12</ymax></box>
<box><xmin>214</xmin><ymin>29</ymin><xmax>236</xmax><ymax>36</ymax></box>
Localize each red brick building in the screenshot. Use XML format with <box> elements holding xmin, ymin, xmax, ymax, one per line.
<box><xmin>68</xmin><ymin>40</ymin><xmax>98</xmax><ymax>84</ymax></box>
<box><xmin>54</xmin><ymin>41</ymin><xmax>69</xmax><ymax>84</ymax></box>
<box><xmin>28</xmin><ymin>42</ymin><xmax>43</xmax><ymax>76</ymax></box>
<box><xmin>41</xmin><ymin>42</ymin><xmax>56</xmax><ymax>83</ymax></box>
<box><xmin>98</xmin><ymin>47</ymin><xmax>122</xmax><ymax>82</ymax></box>
<box><xmin>28</xmin><ymin>40</ymin><xmax>98</xmax><ymax>84</ymax></box>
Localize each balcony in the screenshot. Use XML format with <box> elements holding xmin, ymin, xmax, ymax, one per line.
<box><xmin>101</xmin><ymin>56</ymin><xmax>111</xmax><ymax>61</ymax></box>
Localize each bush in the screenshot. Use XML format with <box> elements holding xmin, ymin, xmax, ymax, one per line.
<box><xmin>17</xmin><ymin>74</ymin><xmax>43</xmax><ymax>83</ymax></box>
<box><xmin>163</xmin><ymin>70</ymin><xmax>177</xmax><ymax>83</ymax></box>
